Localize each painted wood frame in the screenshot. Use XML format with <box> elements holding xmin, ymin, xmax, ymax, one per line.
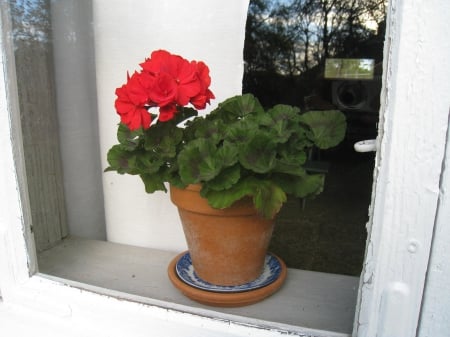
<box><xmin>353</xmin><ymin>0</ymin><xmax>450</xmax><ymax>336</ymax></box>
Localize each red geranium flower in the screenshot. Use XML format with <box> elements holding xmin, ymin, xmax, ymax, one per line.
<box><xmin>115</xmin><ymin>50</ymin><xmax>214</xmax><ymax>130</ymax></box>
<box><xmin>158</xmin><ymin>103</ymin><xmax>178</xmax><ymax>122</ymax></box>
<box><xmin>115</xmin><ymin>72</ymin><xmax>152</xmax><ymax>130</ymax></box>
<box><xmin>149</xmin><ymin>72</ymin><xmax>178</xmax><ymax>107</ymax></box>
<box><xmin>174</xmin><ymin>60</ymin><xmax>201</xmax><ymax>106</ymax></box>
<box><xmin>142</xmin><ymin>50</ymin><xmax>201</xmax><ymax>107</ymax></box>
<box><xmin>191</xmin><ymin>61</ymin><xmax>215</xmax><ymax>109</ymax></box>
<box><xmin>140</xmin><ymin>49</ymin><xmax>172</xmax><ymax>75</ymax></box>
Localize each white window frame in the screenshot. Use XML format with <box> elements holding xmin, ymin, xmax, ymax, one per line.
<box><xmin>1</xmin><ymin>0</ymin><xmax>450</xmax><ymax>336</ymax></box>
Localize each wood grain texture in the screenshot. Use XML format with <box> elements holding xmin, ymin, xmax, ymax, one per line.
<box><xmin>11</xmin><ymin>0</ymin><xmax>68</xmax><ymax>251</ymax></box>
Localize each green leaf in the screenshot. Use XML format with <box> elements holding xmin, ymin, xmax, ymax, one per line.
<box><xmin>265</xmin><ymin>105</ymin><xmax>302</xmax><ymax>143</ymax></box>
<box><xmin>202</xmin><ymin>178</ymin><xmax>286</xmax><ymax>219</ymax></box>
<box><xmin>204</xmin><ymin>165</ymin><xmax>241</xmax><ymax>191</ymax></box>
<box><xmin>274</xmin><ymin>152</ymin><xmax>308</xmax><ymax>175</ymax></box>
<box><xmin>252</xmin><ymin>112</ymin><xmax>273</xmax><ymax>127</ymax></box>
<box><xmin>177</xmin><ymin>138</ymin><xmax>222</xmax><ymax>183</ymax></box>
<box><xmin>134</xmin><ymin>153</ymin><xmax>164</xmax><ymax>174</ymax></box>
<box><xmin>168</xmin><ymin>178</ymin><xmax>187</xmax><ymax>190</ymax></box>
<box><xmin>143</xmin><ymin>122</ymin><xmax>183</xmax><ymax>157</ymax></box>
<box><xmin>253</xmin><ymin>182</ymin><xmax>287</xmax><ymax>219</ymax></box>
<box><xmin>225</xmin><ymin>120</ymin><xmax>258</xmax><ymax>143</ymax></box>
<box><xmin>117</xmin><ymin>123</ymin><xmax>144</xmax><ymax>151</ymax></box>
<box><xmin>268</xmin><ymin>104</ymin><xmax>301</xmax><ymax>123</ymax></box>
<box><xmin>105</xmin><ymin>145</ymin><xmax>137</xmax><ymax>174</ymax></box>
<box><xmin>216</xmin><ymin>141</ymin><xmax>239</xmax><ymax>167</ymax></box>
<box><xmin>275</xmin><ymin>173</ymin><xmax>325</xmax><ymax>198</ymax></box>
<box><xmin>193</xmin><ymin>118</ymin><xmax>225</xmax><ymax>144</ymax></box>
<box><xmin>174</xmin><ymin>107</ymin><xmax>198</xmax><ymax>125</ymax></box>
<box><xmin>140</xmin><ymin>172</ymin><xmax>167</xmax><ymax>193</ymax></box>
<box><xmin>201</xmin><ymin>178</ymin><xmax>258</xmax><ymax>209</ymax></box>
<box><xmin>239</xmin><ymin>133</ymin><xmax>277</xmax><ymax>173</ymax></box>
<box><xmin>212</xmin><ymin>93</ymin><xmax>264</xmax><ymax>121</ymax></box>
<box><xmin>299</xmin><ymin>110</ymin><xmax>347</xmax><ymax>149</ymax></box>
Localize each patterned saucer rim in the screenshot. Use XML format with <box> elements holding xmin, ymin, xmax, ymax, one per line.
<box><xmin>175</xmin><ymin>252</ymin><xmax>282</xmax><ymax>293</ymax></box>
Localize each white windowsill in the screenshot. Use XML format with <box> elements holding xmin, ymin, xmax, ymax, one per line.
<box><xmin>37</xmin><ymin>237</ymin><xmax>358</xmax><ymax>336</ymax></box>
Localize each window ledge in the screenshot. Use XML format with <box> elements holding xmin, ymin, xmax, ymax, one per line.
<box><xmin>38</xmin><ymin>237</ymin><xmax>358</xmax><ymax>336</ymax></box>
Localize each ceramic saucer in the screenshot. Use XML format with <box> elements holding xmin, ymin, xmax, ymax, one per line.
<box><xmin>168</xmin><ymin>251</ymin><xmax>287</xmax><ymax>307</ymax></box>
<box><xmin>175</xmin><ymin>252</ymin><xmax>282</xmax><ymax>293</ymax></box>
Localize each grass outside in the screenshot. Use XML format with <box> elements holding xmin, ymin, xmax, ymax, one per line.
<box><xmin>270</xmin><ymin>144</ymin><xmax>375</xmax><ymax>276</ymax></box>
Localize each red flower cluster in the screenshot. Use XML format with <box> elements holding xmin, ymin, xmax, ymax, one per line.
<box><xmin>115</xmin><ymin>50</ymin><xmax>215</xmax><ymax>130</ymax></box>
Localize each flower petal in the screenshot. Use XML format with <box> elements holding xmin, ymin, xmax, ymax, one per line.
<box><xmin>158</xmin><ymin>104</ymin><xmax>177</xmax><ymax>122</ymax></box>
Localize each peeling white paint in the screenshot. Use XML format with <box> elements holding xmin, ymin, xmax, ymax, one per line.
<box><xmin>418</xmin><ymin>113</ymin><xmax>450</xmax><ymax>336</ymax></box>
<box><xmin>354</xmin><ymin>0</ymin><xmax>450</xmax><ymax>336</ymax></box>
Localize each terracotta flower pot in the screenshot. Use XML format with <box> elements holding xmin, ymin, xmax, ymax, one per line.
<box><xmin>170</xmin><ymin>184</ymin><xmax>275</xmax><ymax>286</ymax></box>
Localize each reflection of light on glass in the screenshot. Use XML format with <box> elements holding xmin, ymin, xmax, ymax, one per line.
<box><xmin>324</xmin><ymin>58</ymin><xmax>375</xmax><ymax>80</ymax></box>
<box><xmin>10</xmin><ymin>0</ymin><xmax>50</xmax><ymax>44</ymax></box>
<box><xmin>363</xmin><ymin>19</ymin><xmax>378</xmax><ymax>31</ymax></box>
<box><xmin>360</xmin><ymin>11</ymin><xmax>379</xmax><ymax>31</ymax></box>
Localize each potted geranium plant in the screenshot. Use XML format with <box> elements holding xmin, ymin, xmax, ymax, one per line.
<box><xmin>106</xmin><ymin>50</ymin><xmax>346</xmax><ymax>306</ymax></box>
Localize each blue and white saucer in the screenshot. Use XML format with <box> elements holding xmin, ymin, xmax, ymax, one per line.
<box><xmin>175</xmin><ymin>252</ymin><xmax>283</xmax><ymax>293</ymax></box>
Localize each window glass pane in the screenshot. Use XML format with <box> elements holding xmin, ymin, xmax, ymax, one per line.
<box><xmin>244</xmin><ymin>0</ymin><xmax>387</xmax><ymax>276</ymax></box>
<box><xmin>9</xmin><ymin>0</ymin><xmax>385</xmax><ymax>277</ymax></box>
<box><xmin>5</xmin><ymin>2</ymin><xmax>363</xmax><ymax>332</ymax></box>
<box><xmin>8</xmin><ymin>1</ymin><xmax>251</xmax><ymax>253</ymax></box>
<box><xmin>9</xmin><ymin>0</ymin><xmax>106</xmax><ymax>251</ymax></box>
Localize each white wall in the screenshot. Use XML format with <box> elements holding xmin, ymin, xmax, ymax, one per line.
<box><xmin>93</xmin><ymin>0</ymin><xmax>250</xmax><ymax>250</ymax></box>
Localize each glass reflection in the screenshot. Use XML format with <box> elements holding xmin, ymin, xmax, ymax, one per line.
<box><xmin>244</xmin><ymin>0</ymin><xmax>387</xmax><ymax>276</ymax></box>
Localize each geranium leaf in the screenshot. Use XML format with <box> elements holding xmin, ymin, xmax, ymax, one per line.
<box><xmin>174</xmin><ymin>107</ymin><xmax>198</xmax><ymax>125</ymax></box>
<box><xmin>274</xmin><ymin>154</ymin><xmax>308</xmax><ymax>176</ymax></box>
<box><xmin>225</xmin><ymin>120</ymin><xmax>257</xmax><ymax>143</ymax></box>
<box><xmin>253</xmin><ymin>182</ymin><xmax>287</xmax><ymax>219</ymax></box>
<box><xmin>105</xmin><ymin>145</ymin><xmax>136</xmax><ymax>174</ymax></box>
<box><xmin>135</xmin><ymin>154</ymin><xmax>164</xmax><ymax>174</ymax></box>
<box><xmin>239</xmin><ymin>134</ymin><xmax>277</xmax><ymax>173</ymax></box>
<box><xmin>202</xmin><ymin>178</ymin><xmax>257</xmax><ymax>209</ymax></box>
<box><xmin>193</xmin><ymin>118</ymin><xmax>225</xmax><ymax>144</ymax></box>
<box><xmin>265</xmin><ymin>105</ymin><xmax>301</xmax><ymax>142</ymax></box>
<box><xmin>275</xmin><ymin>173</ymin><xmax>325</xmax><ymax>198</ymax></box>
<box><xmin>178</xmin><ymin>139</ymin><xmax>221</xmax><ymax>183</ymax></box>
<box><xmin>212</xmin><ymin>93</ymin><xmax>264</xmax><ymax>121</ymax></box>
<box><xmin>144</xmin><ymin>123</ymin><xmax>183</xmax><ymax>157</ymax></box>
<box><xmin>204</xmin><ymin>165</ymin><xmax>241</xmax><ymax>191</ymax></box>
<box><xmin>268</xmin><ymin>104</ymin><xmax>301</xmax><ymax>123</ymax></box>
<box><xmin>117</xmin><ymin>123</ymin><xmax>144</xmax><ymax>151</ymax></box>
<box><xmin>140</xmin><ymin>172</ymin><xmax>167</xmax><ymax>193</ymax></box>
<box><xmin>203</xmin><ymin>178</ymin><xmax>286</xmax><ymax>219</ymax></box>
<box><xmin>299</xmin><ymin>110</ymin><xmax>346</xmax><ymax>149</ymax></box>
<box><xmin>215</xmin><ymin>141</ymin><xmax>239</xmax><ymax>167</ymax></box>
